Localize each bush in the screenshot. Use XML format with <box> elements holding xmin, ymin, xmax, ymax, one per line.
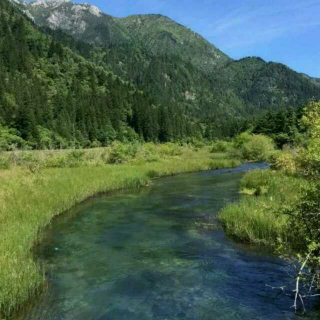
<box><xmin>210</xmin><ymin>140</ymin><xmax>232</xmax><ymax>153</ymax></box>
<box><xmin>240</xmin><ymin>134</ymin><xmax>275</xmax><ymax>161</ymax></box>
<box><xmin>285</xmin><ymin>182</ymin><xmax>320</xmax><ymax>271</ymax></box>
<box><xmin>233</xmin><ymin>132</ymin><xmax>252</xmax><ymax>149</ymax></box>
<box><xmin>0</xmin><ymin>125</ymin><xmax>27</xmax><ymax>150</ymax></box>
<box><xmin>296</xmin><ymin>101</ymin><xmax>320</xmax><ymax>178</ymax></box>
<box><xmin>107</xmin><ymin>142</ymin><xmax>141</xmax><ymax>164</ymax></box>
<box><xmin>136</xmin><ymin>143</ymin><xmax>160</xmax><ymax>163</ymax></box>
<box><xmin>210</xmin><ymin>133</ymin><xmax>276</xmax><ymax>162</ymax></box>
<box><xmin>271</xmin><ymin>151</ymin><xmax>298</xmax><ymax>175</ymax></box>
<box><xmin>91</xmin><ymin>140</ymin><xmax>102</xmax><ymax>148</ymax></box>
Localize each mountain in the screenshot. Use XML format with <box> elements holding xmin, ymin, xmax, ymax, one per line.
<box><xmin>300</xmin><ymin>73</ymin><xmax>320</xmax><ymax>87</ymax></box>
<box><xmin>21</xmin><ymin>0</ymin><xmax>230</xmax><ymax>74</ymax></box>
<box><xmin>1</xmin><ymin>0</ymin><xmax>200</xmax><ymax>150</ymax></box>
<box><xmin>20</xmin><ymin>1</ymin><xmax>320</xmax><ymax>111</ymax></box>
<box><xmin>3</xmin><ymin>0</ymin><xmax>320</xmax><ymax>147</ymax></box>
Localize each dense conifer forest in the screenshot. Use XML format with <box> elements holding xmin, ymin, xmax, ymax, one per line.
<box><xmin>0</xmin><ymin>0</ymin><xmax>202</xmax><ymax>150</ymax></box>
<box><xmin>1</xmin><ymin>0</ymin><xmax>320</xmax><ymax>150</ymax></box>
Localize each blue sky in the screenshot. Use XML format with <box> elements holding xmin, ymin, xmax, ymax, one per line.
<box><xmin>37</xmin><ymin>0</ymin><xmax>320</xmax><ymax>77</ymax></box>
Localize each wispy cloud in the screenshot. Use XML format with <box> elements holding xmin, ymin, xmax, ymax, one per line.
<box><xmin>203</xmin><ymin>0</ymin><xmax>320</xmax><ymax>49</ymax></box>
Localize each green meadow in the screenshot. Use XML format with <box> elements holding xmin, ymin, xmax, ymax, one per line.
<box><xmin>0</xmin><ymin>143</ymin><xmax>240</xmax><ymax>317</ymax></box>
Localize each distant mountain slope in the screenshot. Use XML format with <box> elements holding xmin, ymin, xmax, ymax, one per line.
<box><xmin>21</xmin><ymin>0</ymin><xmax>130</xmax><ymax>44</ymax></box>
<box><xmin>22</xmin><ymin>0</ymin><xmax>229</xmax><ymax>74</ymax></box>
<box><xmin>1</xmin><ymin>0</ymin><xmax>201</xmax><ymax>149</ymax></box>
<box><xmin>116</xmin><ymin>14</ymin><xmax>230</xmax><ymax>72</ymax></box>
<box><xmin>6</xmin><ymin>0</ymin><xmax>320</xmax><ymax>141</ymax></box>
<box><xmin>303</xmin><ymin>75</ymin><xmax>320</xmax><ymax>87</ymax></box>
<box><xmin>213</xmin><ymin>57</ymin><xmax>320</xmax><ymax>111</ymax></box>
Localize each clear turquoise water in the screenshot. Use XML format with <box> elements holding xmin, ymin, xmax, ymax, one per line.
<box><xmin>19</xmin><ymin>163</ymin><xmax>320</xmax><ymax>319</ymax></box>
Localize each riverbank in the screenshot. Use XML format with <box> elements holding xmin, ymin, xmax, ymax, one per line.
<box><xmin>219</xmin><ymin>169</ymin><xmax>308</xmax><ymax>247</ymax></box>
<box><xmin>0</xmin><ymin>144</ymin><xmax>240</xmax><ymax>318</ymax></box>
<box><xmin>14</xmin><ymin>162</ymin><xmax>293</xmax><ymax>320</ymax></box>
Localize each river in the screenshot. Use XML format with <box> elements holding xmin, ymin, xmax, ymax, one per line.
<box><xmin>18</xmin><ymin>163</ymin><xmax>320</xmax><ymax>319</ymax></box>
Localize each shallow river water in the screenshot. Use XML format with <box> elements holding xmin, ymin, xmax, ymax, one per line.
<box><xmin>19</xmin><ymin>163</ymin><xmax>320</xmax><ymax>320</ymax></box>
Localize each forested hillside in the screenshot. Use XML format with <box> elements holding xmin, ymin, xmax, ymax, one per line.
<box><xmin>0</xmin><ymin>0</ymin><xmax>201</xmax><ymax>150</ymax></box>
<box><xmin>22</xmin><ymin>1</ymin><xmax>320</xmax><ymax>128</ymax></box>
<box><xmin>1</xmin><ymin>0</ymin><xmax>320</xmax><ymax>149</ymax></box>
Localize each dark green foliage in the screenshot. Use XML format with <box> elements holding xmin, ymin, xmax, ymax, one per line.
<box><xmin>16</xmin><ymin>0</ymin><xmax>320</xmax><ymax>146</ymax></box>
<box><xmin>107</xmin><ymin>142</ymin><xmax>141</xmax><ymax>164</ymax></box>
<box><xmin>286</xmin><ymin>183</ymin><xmax>320</xmax><ymax>256</ymax></box>
<box><xmin>252</xmin><ymin>107</ymin><xmax>304</xmax><ymax>147</ymax></box>
<box><xmin>282</xmin><ymin>181</ymin><xmax>320</xmax><ymax>303</ymax></box>
<box><xmin>2</xmin><ymin>0</ymin><xmax>320</xmax><ymax>149</ymax></box>
<box><xmin>0</xmin><ymin>0</ymin><xmax>200</xmax><ymax>149</ymax></box>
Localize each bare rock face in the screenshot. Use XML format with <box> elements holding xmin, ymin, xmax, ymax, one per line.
<box><xmin>20</xmin><ymin>0</ymin><xmax>101</xmax><ymax>34</ymax></box>
<box><xmin>16</xmin><ymin>0</ymin><xmax>229</xmax><ymax>73</ymax></box>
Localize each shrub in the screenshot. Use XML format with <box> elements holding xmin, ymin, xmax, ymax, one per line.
<box><xmin>240</xmin><ymin>134</ymin><xmax>275</xmax><ymax>161</ymax></box>
<box><xmin>0</xmin><ymin>125</ymin><xmax>27</xmax><ymax>150</ymax></box>
<box><xmin>284</xmin><ymin>182</ymin><xmax>320</xmax><ymax>271</ymax></box>
<box><xmin>136</xmin><ymin>143</ymin><xmax>160</xmax><ymax>163</ymax></box>
<box><xmin>107</xmin><ymin>142</ymin><xmax>141</xmax><ymax>164</ymax></box>
<box><xmin>296</xmin><ymin>101</ymin><xmax>320</xmax><ymax>178</ymax></box>
<box><xmin>271</xmin><ymin>151</ymin><xmax>298</xmax><ymax>175</ymax></box>
<box><xmin>91</xmin><ymin>140</ymin><xmax>102</xmax><ymax>148</ymax></box>
<box><xmin>226</xmin><ymin>147</ymin><xmax>243</xmax><ymax>160</ymax></box>
<box><xmin>233</xmin><ymin>132</ymin><xmax>252</xmax><ymax>149</ymax></box>
<box><xmin>210</xmin><ymin>140</ymin><xmax>232</xmax><ymax>153</ymax></box>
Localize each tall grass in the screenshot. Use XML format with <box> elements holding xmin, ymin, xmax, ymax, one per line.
<box><xmin>219</xmin><ymin>170</ymin><xmax>308</xmax><ymax>247</ymax></box>
<box><xmin>0</xmin><ymin>144</ymin><xmax>240</xmax><ymax>317</ymax></box>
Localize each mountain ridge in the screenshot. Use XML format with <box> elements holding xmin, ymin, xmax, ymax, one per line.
<box><xmin>18</xmin><ymin>0</ymin><xmax>231</xmax><ymax>74</ymax></box>
<box><xmin>13</xmin><ymin>0</ymin><xmax>318</xmax><ymax>79</ymax></box>
<box><xmin>4</xmin><ymin>0</ymin><xmax>320</xmax><ymax>143</ymax></box>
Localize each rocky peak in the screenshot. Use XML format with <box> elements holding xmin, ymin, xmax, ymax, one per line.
<box><xmin>21</xmin><ymin>0</ymin><xmax>102</xmax><ymax>32</ymax></box>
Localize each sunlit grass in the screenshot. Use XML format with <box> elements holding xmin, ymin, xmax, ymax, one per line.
<box><xmin>219</xmin><ymin>169</ymin><xmax>308</xmax><ymax>247</ymax></box>
<box><xmin>0</xmin><ymin>144</ymin><xmax>240</xmax><ymax>317</ymax></box>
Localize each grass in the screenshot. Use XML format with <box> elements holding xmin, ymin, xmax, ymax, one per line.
<box><xmin>219</xmin><ymin>169</ymin><xmax>308</xmax><ymax>247</ymax></box>
<box><xmin>0</xmin><ymin>144</ymin><xmax>241</xmax><ymax>318</ymax></box>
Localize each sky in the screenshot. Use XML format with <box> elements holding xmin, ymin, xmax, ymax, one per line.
<box><xmin>33</xmin><ymin>0</ymin><xmax>320</xmax><ymax>77</ymax></box>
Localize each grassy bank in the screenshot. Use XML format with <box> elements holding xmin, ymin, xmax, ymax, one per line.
<box><xmin>219</xmin><ymin>169</ymin><xmax>308</xmax><ymax>247</ymax></box>
<box><xmin>0</xmin><ymin>144</ymin><xmax>240</xmax><ymax>318</ymax></box>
